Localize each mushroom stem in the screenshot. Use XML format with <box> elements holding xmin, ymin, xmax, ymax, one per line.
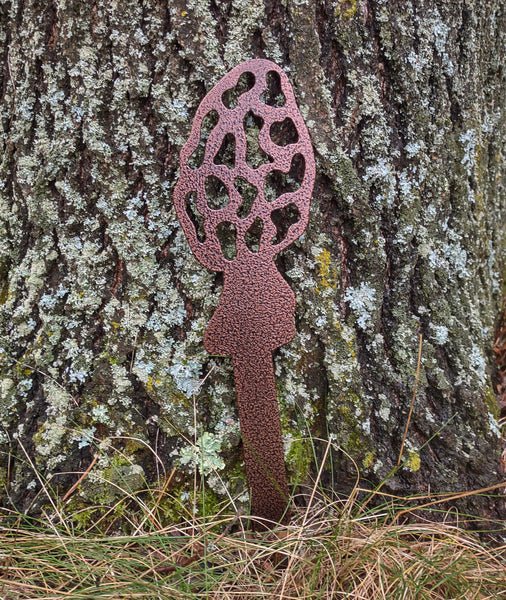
<box><xmin>232</xmin><ymin>351</ymin><xmax>291</xmax><ymax>529</ymax></box>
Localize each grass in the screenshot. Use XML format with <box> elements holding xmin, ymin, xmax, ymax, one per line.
<box><xmin>2</xmin><ymin>330</ymin><xmax>505</xmax><ymax>599</ymax></box>
<box><xmin>1</xmin><ymin>433</ymin><xmax>505</xmax><ymax>600</ymax></box>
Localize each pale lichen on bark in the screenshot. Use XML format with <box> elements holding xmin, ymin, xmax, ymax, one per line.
<box><xmin>0</xmin><ymin>0</ymin><xmax>504</xmax><ymax>517</ymax></box>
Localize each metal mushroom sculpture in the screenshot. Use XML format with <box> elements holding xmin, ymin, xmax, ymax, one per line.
<box><xmin>173</xmin><ymin>59</ymin><xmax>315</xmax><ymax>528</ymax></box>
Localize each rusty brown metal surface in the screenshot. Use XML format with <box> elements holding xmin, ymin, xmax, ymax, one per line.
<box><xmin>173</xmin><ymin>59</ymin><xmax>315</xmax><ymax>528</ymax></box>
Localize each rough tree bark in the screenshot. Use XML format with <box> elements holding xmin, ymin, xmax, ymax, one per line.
<box><xmin>0</xmin><ymin>0</ymin><xmax>505</xmax><ymax>523</ymax></box>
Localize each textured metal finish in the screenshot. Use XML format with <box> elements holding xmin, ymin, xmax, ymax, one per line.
<box><xmin>173</xmin><ymin>59</ymin><xmax>315</xmax><ymax>528</ymax></box>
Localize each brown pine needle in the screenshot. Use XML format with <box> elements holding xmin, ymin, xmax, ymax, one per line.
<box><xmin>62</xmin><ymin>455</ymin><xmax>99</xmax><ymax>503</ymax></box>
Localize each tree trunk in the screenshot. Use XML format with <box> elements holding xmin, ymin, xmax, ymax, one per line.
<box><xmin>1</xmin><ymin>0</ymin><xmax>504</xmax><ymax>522</ymax></box>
